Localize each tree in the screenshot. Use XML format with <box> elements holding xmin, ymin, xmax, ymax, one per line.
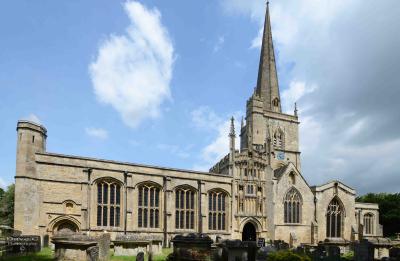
<box><xmin>0</xmin><ymin>184</ymin><xmax>14</xmax><ymax>227</ymax></box>
<box><xmin>357</xmin><ymin>193</ymin><xmax>400</xmax><ymax>237</ymax></box>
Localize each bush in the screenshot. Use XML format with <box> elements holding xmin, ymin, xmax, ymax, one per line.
<box><xmin>341</xmin><ymin>250</ymin><xmax>354</xmax><ymax>260</ymax></box>
<box><xmin>267</xmin><ymin>250</ymin><xmax>311</xmax><ymax>261</ymax></box>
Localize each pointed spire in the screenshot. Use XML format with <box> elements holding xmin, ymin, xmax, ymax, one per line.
<box><xmin>255</xmin><ymin>2</ymin><xmax>281</xmax><ymax>112</ymax></box>
<box><xmin>229</xmin><ymin>116</ymin><xmax>235</xmax><ymax>137</ymax></box>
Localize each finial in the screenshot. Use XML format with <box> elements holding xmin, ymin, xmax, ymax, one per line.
<box><xmin>241</xmin><ymin>116</ymin><xmax>244</xmax><ymax>128</ymax></box>
<box><xmin>229</xmin><ymin>116</ymin><xmax>235</xmax><ymax>137</ymax></box>
<box><xmin>267</xmin><ymin>1</ymin><xmax>269</xmax><ymax>6</ymax></box>
<box><xmin>294</xmin><ymin>102</ymin><xmax>298</xmax><ymax>116</ymax></box>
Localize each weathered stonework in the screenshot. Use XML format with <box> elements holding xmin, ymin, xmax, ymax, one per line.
<box><xmin>14</xmin><ymin>3</ymin><xmax>381</xmax><ymax>249</ymax></box>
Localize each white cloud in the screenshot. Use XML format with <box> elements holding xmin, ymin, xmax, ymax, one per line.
<box><xmin>23</xmin><ymin>114</ymin><xmax>41</xmax><ymax>124</ymax></box>
<box><xmin>191</xmin><ymin>107</ymin><xmax>241</xmax><ymax>171</ymax></box>
<box><xmin>213</xmin><ymin>36</ymin><xmax>225</xmax><ymax>53</ymax></box>
<box><xmin>281</xmin><ymin>81</ymin><xmax>318</xmax><ymax>114</ymax></box>
<box><xmin>85</xmin><ymin>127</ymin><xmax>108</xmax><ymax>140</ymax></box>
<box><xmin>221</xmin><ymin>0</ymin><xmax>400</xmax><ymax>193</ymax></box>
<box><xmin>0</xmin><ymin>177</ymin><xmax>8</xmax><ymax>189</ymax></box>
<box><xmin>89</xmin><ymin>0</ymin><xmax>174</xmax><ymax>128</ymax></box>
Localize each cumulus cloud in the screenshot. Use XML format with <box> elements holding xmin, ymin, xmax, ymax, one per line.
<box><xmin>191</xmin><ymin>106</ymin><xmax>241</xmax><ymax>171</ymax></box>
<box><xmin>85</xmin><ymin>127</ymin><xmax>108</xmax><ymax>140</ymax></box>
<box><xmin>89</xmin><ymin>0</ymin><xmax>174</xmax><ymax>128</ymax></box>
<box><xmin>23</xmin><ymin>114</ymin><xmax>41</xmax><ymax>124</ymax></box>
<box><xmin>221</xmin><ymin>0</ymin><xmax>400</xmax><ymax>193</ymax></box>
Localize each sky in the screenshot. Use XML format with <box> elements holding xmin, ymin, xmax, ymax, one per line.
<box><xmin>0</xmin><ymin>0</ymin><xmax>399</xmax><ymax>195</ymax></box>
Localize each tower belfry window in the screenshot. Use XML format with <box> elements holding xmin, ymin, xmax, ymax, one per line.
<box><xmin>273</xmin><ymin>129</ymin><xmax>284</xmax><ymax>149</ymax></box>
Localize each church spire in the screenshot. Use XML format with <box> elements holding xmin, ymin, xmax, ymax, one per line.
<box><xmin>255</xmin><ymin>2</ymin><xmax>281</xmax><ymax>112</ymax></box>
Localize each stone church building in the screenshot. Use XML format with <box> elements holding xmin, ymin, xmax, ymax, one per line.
<box><xmin>14</xmin><ymin>4</ymin><xmax>382</xmax><ymax>248</ymax></box>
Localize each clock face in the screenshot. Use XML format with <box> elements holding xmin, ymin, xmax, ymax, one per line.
<box><xmin>277</xmin><ymin>151</ymin><xmax>285</xmax><ymax>161</ymax></box>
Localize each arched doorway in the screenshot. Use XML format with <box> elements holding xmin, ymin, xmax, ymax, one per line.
<box><xmin>242</xmin><ymin>222</ymin><xmax>256</xmax><ymax>241</ymax></box>
<box><xmin>53</xmin><ymin>220</ymin><xmax>79</xmax><ymax>235</ymax></box>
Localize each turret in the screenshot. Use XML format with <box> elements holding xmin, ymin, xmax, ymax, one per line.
<box><xmin>16</xmin><ymin>120</ymin><xmax>47</xmax><ymax>177</ymax></box>
<box><xmin>14</xmin><ymin>120</ymin><xmax>47</xmax><ymax>235</ymax></box>
<box><xmin>229</xmin><ymin>116</ymin><xmax>236</xmax><ymax>164</ymax></box>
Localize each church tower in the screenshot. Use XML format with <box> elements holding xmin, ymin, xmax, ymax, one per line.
<box><xmin>211</xmin><ymin>2</ymin><xmax>301</xmax><ymax>241</ymax></box>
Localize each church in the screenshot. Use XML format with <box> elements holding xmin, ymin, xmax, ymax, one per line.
<box><xmin>14</xmin><ymin>3</ymin><xmax>382</xmax><ymax>248</ymax></box>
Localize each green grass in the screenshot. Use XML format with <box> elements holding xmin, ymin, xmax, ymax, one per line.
<box><xmin>110</xmin><ymin>248</ymin><xmax>172</xmax><ymax>261</ymax></box>
<box><xmin>0</xmin><ymin>248</ymin><xmax>54</xmax><ymax>261</ymax></box>
<box><xmin>0</xmin><ymin>247</ymin><xmax>172</xmax><ymax>261</ymax></box>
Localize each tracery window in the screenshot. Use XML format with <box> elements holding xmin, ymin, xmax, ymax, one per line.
<box><xmin>364</xmin><ymin>213</ymin><xmax>374</xmax><ymax>235</ymax></box>
<box><xmin>246</xmin><ymin>184</ymin><xmax>255</xmax><ymax>195</ymax></box>
<box><xmin>284</xmin><ymin>187</ymin><xmax>301</xmax><ymax>224</ymax></box>
<box><xmin>208</xmin><ymin>191</ymin><xmax>227</xmax><ymax>231</ymax></box>
<box><xmin>97</xmin><ymin>180</ymin><xmax>121</xmax><ymax>227</ymax></box>
<box><xmin>273</xmin><ymin>129</ymin><xmax>284</xmax><ymax>149</ymax></box>
<box><xmin>175</xmin><ymin>187</ymin><xmax>196</xmax><ymax>230</ymax></box>
<box><xmin>138</xmin><ymin>183</ymin><xmax>160</xmax><ymax>228</ymax></box>
<box><xmin>326</xmin><ymin>197</ymin><xmax>344</xmax><ymax>238</ymax></box>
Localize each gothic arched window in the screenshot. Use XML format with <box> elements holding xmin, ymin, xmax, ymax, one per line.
<box><xmin>273</xmin><ymin>129</ymin><xmax>284</xmax><ymax>149</ymax></box>
<box><xmin>326</xmin><ymin>197</ymin><xmax>344</xmax><ymax>238</ymax></box>
<box><xmin>364</xmin><ymin>213</ymin><xmax>374</xmax><ymax>235</ymax></box>
<box><xmin>284</xmin><ymin>187</ymin><xmax>301</xmax><ymax>223</ymax></box>
<box><xmin>175</xmin><ymin>187</ymin><xmax>196</xmax><ymax>230</ymax></box>
<box><xmin>208</xmin><ymin>190</ymin><xmax>227</xmax><ymax>231</ymax></box>
<box><xmin>138</xmin><ymin>183</ymin><xmax>160</xmax><ymax>228</ymax></box>
<box><xmin>96</xmin><ymin>180</ymin><xmax>121</xmax><ymax>227</ymax></box>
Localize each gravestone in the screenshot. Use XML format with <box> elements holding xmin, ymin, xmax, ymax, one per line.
<box><xmin>171</xmin><ymin>233</ymin><xmax>213</xmax><ymax>261</ymax></box>
<box><xmin>255</xmin><ymin>246</ymin><xmax>275</xmax><ymax>261</ymax></box>
<box><xmin>136</xmin><ymin>251</ymin><xmax>144</xmax><ymax>261</ymax></box>
<box><xmin>87</xmin><ymin>246</ymin><xmax>99</xmax><ymax>261</ymax></box>
<box><xmin>390</xmin><ymin>247</ymin><xmax>400</xmax><ymax>261</ymax></box>
<box><xmin>327</xmin><ymin>245</ymin><xmax>341</xmax><ymax>261</ymax></box>
<box><xmin>257</xmin><ymin>238</ymin><xmax>265</xmax><ymax>248</ymax></box>
<box><xmin>6</xmin><ymin>235</ymin><xmax>41</xmax><ymax>255</ymax></box>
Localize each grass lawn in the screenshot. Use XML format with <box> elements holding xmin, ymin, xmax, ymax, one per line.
<box><xmin>0</xmin><ymin>247</ymin><xmax>172</xmax><ymax>261</ymax></box>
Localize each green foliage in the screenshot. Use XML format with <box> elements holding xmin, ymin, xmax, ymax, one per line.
<box><xmin>267</xmin><ymin>250</ymin><xmax>311</xmax><ymax>261</ymax></box>
<box><xmin>0</xmin><ymin>184</ymin><xmax>14</xmax><ymax>227</ymax></box>
<box><xmin>341</xmin><ymin>250</ymin><xmax>354</xmax><ymax>260</ymax></box>
<box><xmin>357</xmin><ymin>192</ymin><xmax>400</xmax><ymax>237</ymax></box>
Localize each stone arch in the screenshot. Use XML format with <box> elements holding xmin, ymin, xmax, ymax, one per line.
<box><xmin>134</xmin><ymin>180</ymin><xmax>162</xmax><ymax>189</ymax></box>
<box><xmin>92</xmin><ymin>176</ymin><xmax>123</xmax><ymax>186</ymax></box>
<box><xmin>207</xmin><ymin>187</ymin><xmax>231</xmax><ymax>197</ymax></box>
<box><xmin>273</xmin><ymin>127</ymin><xmax>285</xmax><ymax>148</ymax></box>
<box><xmin>363</xmin><ymin>212</ymin><xmax>375</xmax><ymax>235</ymax></box>
<box><xmin>173</xmin><ymin>184</ymin><xmax>197</xmax><ymax>192</ymax></box>
<box><xmin>240</xmin><ymin>218</ymin><xmax>261</xmax><ymax>241</ymax></box>
<box><xmin>48</xmin><ymin>216</ymin><xmax>80</xmax><ymax>235</ymax></box>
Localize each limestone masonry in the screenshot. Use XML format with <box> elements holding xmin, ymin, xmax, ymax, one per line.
<box><xmin>14</xmin><ymin>4</ymin><xmax>382</xmax><ymax>248</ymax></box>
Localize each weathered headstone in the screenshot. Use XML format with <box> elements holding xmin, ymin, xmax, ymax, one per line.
<box><xmin>87</xmin><ymin>246</ymin><xmax>99</xmax><ymax>261</ymax></box>
<box><xmin>136</xmin><ymin>251</ymin><xmax>144</xmax><ymax>261</ymax></box>
<box><xmin>6</xmin><ymin>235</ymin><xmax>41</xmax><ymax>255</ymax></box>
<box><xmin>390</xmin><ymin>247</ymin><xmax>400</xmax><ymax>261</ymax></box>
<box><xmin>255</xmin><ymin>246</ymin><xmax>275</xmax><ymax>261</ymax></box>
<box><xmin>171</xmin><ymin>233</ymin><xmax>213</xmax><ymax>261</ymax></box>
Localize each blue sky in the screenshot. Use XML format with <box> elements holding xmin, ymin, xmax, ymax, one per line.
<box><xmin>1</xmin><ymin>0</ymin><xmax>399</xmax><ymax>194</ymax></box>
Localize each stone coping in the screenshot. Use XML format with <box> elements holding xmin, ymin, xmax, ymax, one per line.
<box><xmin>51</xmin><ymin>240</ymin><xmax>97</xmax><ymax>246</ymax></box>
<box><xmin>113</xmin><ymin>240</ymin><xmax>152</xmax><ymax>244</ymax></box>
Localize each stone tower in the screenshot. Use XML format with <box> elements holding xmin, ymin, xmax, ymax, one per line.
<box><xmin>14</xmin><ymin>120</ymin><xmax>47</xmax><ymax>235</ymax></box>
<box><xmin>211</xmin><ymin>2</ymin><xmax>300</xmax><ymax>241</ymax></box>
